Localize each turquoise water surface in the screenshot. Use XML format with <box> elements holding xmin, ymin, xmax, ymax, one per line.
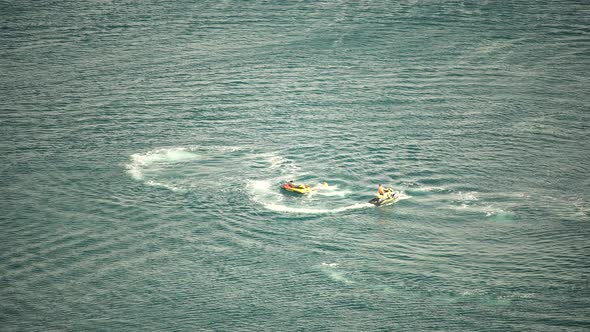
<box><xmin>1</xmin><ymin>1</ymin><xmax>589</xmax><ymax>331</ymax></box>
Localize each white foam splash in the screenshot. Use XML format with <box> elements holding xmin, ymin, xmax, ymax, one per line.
<box><xmin>485</xmin><ymin>208</ymin><xmax>515</xmax><ymax>220</ymax></box>
<box><xmin>262</xmin><ymin>202</ymin><xmax>373</xmax><ymax>214</ymax></box>
<box><xmin>395</xmin><ymin>191</ymin><xmax>412</xmax><ymax>201</ymax></box>
<box><xmin>319</xmin><ymin>263</ymin><xmax>354</xmax><ymax>284</ymax></box>
<box><xmin>326</xmin><ymin>270</ymin><xmax>354</xmax><ymax>284</ymax></box>
<box><xmin>448</xmin><ymin>200</ymin><xmax>514</xmax><ymax>220</ymax></box>
<box><xmin>412</xmin><ymin>185</ymin><xmax>447</xmax><ymax>193</ymax></box>
<box><xmin>127</xmin><ymin>147</ymin><xmax>202</xmax><ymax>181</ymax></box>
<box><xmin>143</xmin><ymin>180</ymin><xmax>186</xmax><ymax>192</ymax></box>
<box><xmin>268</xmin><ymin>155</ymin><xmax>285</xmax><ymax>170</ymax></box>
<box><xmin>311</xmin><ymin>183</ymin><xmax>352</xmax><ymax>198</ymax></box>
<box><xmin>247</xmin><ymin>179</ymin><xmax>373</xmax><ymax>215</ymax></box>
<box><xmin>457</xmin><ymin>191</ymin><xmax>479</xmax><ymax>202</ymax></box>
<box><xmin>247</xmin><ymin>179</ymin><xmax>280</xmax><ymax>198</ymax></box>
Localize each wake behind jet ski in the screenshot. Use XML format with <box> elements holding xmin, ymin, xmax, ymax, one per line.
<box><xmin>369</xmin><ymin>185</ymin><xmax>398</xmax><ymax>206</ymax></box>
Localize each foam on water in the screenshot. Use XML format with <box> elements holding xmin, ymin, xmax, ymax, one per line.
<box><xmin>398</xmin><ymin>184</ymin><xmax>522</xmax><ymax>219</ymax></box>
<box><xmin>408</xmin><ymin>185</ymin><xmax>448</xmax><ymax>193</ymax></box>
<box><xmin>310</xmin><ymin>183</ymin><xmax>352</xmax><ymax>198</ymax></box>
<box><xmin>262</xmin><ymin>202</ymin><xmax>373</xmax><ymax>214</ymax></box>
<box><xmin>395</xmin><ymin>191</ymin><xmax>412</xmax><ymax>201</ymax></box>
<box><xmin>268</xmin><ymin>155</ymin><xmax>286</xmax><ymax>170</ymax></box>
<box><xmin>247</xmin><ymin>179</ymin><xmax>373</xmax><ymax>215</ymax></box>
<box><xmin>144</xmin><ymin>180</ymin><xmax>186</xmax><ymax>193</ymax></box>
<box><xmin>261</xmin><ymin>153</ymin><xmax>302</xmax><ymax>179</ymax></box>
<box><xmin>442</xmin><ymin>191</ymin><xmax>518</xmax><ymax>220</ymax></box>
<box><xmin>319</xmin><ymin>262</ymin><xmax>354</xmax><ymax>284</ymax></box>
<box><xmin>127</xmin><ymin>147</ymin><xmax>202</xmax><ymax>181</ymax></box>
<box><xmin>126</xmin><ymin>146</ymin><xmax>249</xmax><ymax>192</ymax></box>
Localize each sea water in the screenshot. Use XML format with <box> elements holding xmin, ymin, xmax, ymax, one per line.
<box><xmin>1</xmin><ymin>1</ymin><xmax>589</xmax><ymax>331</ymax></box>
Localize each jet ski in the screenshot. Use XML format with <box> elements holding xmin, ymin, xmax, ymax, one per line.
<box><xmin>368</xmin><ymin>188</ymin><xmax>398</xmax><ymax>206</ymax></box>
<box><xmin>281</xmin><ymin>182</ymin><xmax>311</xmax><ymax>194</ymax></box>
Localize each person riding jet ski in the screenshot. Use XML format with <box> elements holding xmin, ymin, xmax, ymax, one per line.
<box><xmin>369</xmin><ymin>184</ymin><xmax>398</xmax><ymax>206</ymax></box>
